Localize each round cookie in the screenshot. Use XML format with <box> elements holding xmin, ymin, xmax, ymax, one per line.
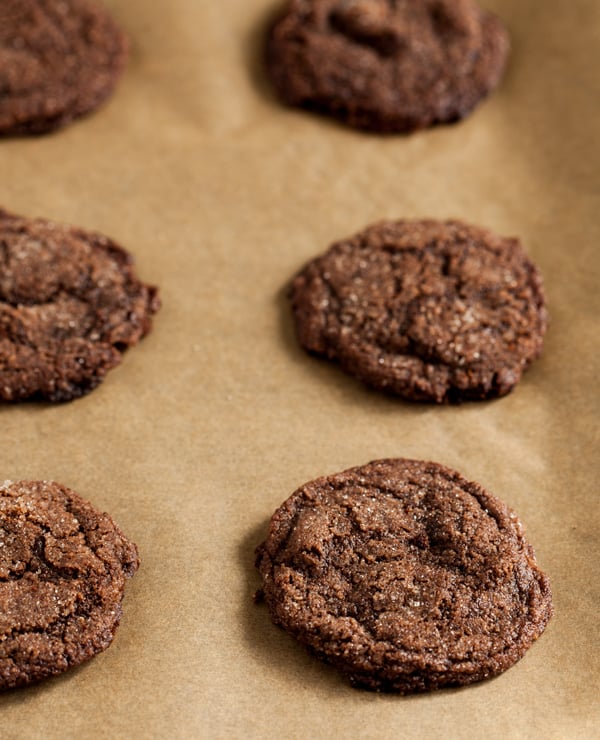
<box><xmin>0</xmin><ymin>208</ymin><xmax>160</xmax><ymax>402</ymax></box>
<box><xmin>0</xmin><ymin>480</ymin><xmax>139</xmax><ymax>690</ymax></box>
<box><xmin>290</xmin><ymin>219</ymin><xmax>547</xmax><ymax>402</ymax></box>
<box><xmin>255</xmin><ymin>459</ymin><xmax>553</xmax><ymax>693</ymax></box>
<box><xmin>0</xmin><ymin>0</ymin><xmax>128</xmax><ymax>136</ymax></box>
<box><xmin>267</xmin><ymin>0</ymin><xmax>510</xmax><ymax>132</ymax></box>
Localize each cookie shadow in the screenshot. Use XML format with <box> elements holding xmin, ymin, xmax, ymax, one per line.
<box><xmin>243</xmin><ymin>2</ymin><xmax>354</xmax><ymax>136</ymax></box>
<box><xmin>276</xmin><ymin>282</ymin><xmax>435</xmax><ymax>418</ymax></box>
<box><xmin>244</xmin><ymin>2</ymin><xmax>282</xmax><ymax>105</ymax></box>
<box><xmin>239</xmin><ymin>521</ymin><xmax>477</xmax><ymax>702</ymax></box>
<box><xmin>0</xmin><ymin>389</ymin><xmax>108</xmax><ymax>413</ymax></box>
<box><xmin>0</xmin><ymin>659</ymin><xmax>94</xmax><ymax>706</ymax></box>
<box><xmin>238</xmin><ymin>519</ymin><xmax>350</xmax><ymax>695</ymax></box>
<box><xmin>276</xmin><ymin>280</ymin><xmax>362</xmax><ymax>403</ymax></box>
<box><xmin>0</xmin><ymin>398</ymin><xmax>67</xmax><ymax>414</ymax></box>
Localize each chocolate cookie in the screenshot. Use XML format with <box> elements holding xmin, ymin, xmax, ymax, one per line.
<box><xmin>255</xmin><ymin>459</ymin><xmax>553</xmax><ymax>692</ymax></box>
<box><xmin>0</xmin><ymin>480</ymin><xmax>139</xmax><ymax>690</ymax></box>
<box><xmin>290</xmin><ymin>219</ymin><xmax>547</xmax><ymax>402</ymax></box>
<box><xmin>0</xmin><ymin>0</ymin><xmax>128</xmax><ymax>135</ymax></box>
<box><xmin>267</xmin><ymin>0</ymin><xmax>509</xmax><ymax>132</ymax></box>
<box><xmin>0</xmin><ymin>208</ymin><xmax>160</xmax><ymax>402</ymax></box>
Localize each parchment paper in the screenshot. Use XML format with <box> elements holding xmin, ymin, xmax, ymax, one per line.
<box><xmin>0</xmin><ymin>1</ymin><xmax>598</xmax><ymax>738</ymax></box>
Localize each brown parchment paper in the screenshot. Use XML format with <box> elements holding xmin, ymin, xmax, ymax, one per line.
<box><xmin>0</xmin><ymin>0</ymin><xmax>598</xmax><ymax>737</ymax></box>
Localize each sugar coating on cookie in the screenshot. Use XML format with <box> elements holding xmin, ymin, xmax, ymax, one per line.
<box><xmin>267</xmin><ymin>0</ymin><xmax>509</xmax><ymax>132</ymax></box>
<box><xmin>0</xmin><ymin>208</ymin><xmax>160</xmax><ymax>402</ymax></box>
<box><xmin>255</xmin><ymin>459</ymin><xmax>553</xmax><ymax>692</ymax></box>
<box><xmin>0</xmin><ymin>480</ymin><xmax>139</xmax><ymax>690</ymax></box>
<box><xmin>290</xmin><ymin>219</ymin><xmax>547</xmax><ymax>402</ymax></box>
<box><xmin>0</xmin><ymin>0</ymin><xmax>128</xmax><ymax>135</ymax></box>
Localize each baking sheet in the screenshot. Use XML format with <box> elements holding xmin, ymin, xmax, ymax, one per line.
<box><xmin>0</xmin><ymin>0</ymin><xmax>598</xmax><ymax>737</ymax></box>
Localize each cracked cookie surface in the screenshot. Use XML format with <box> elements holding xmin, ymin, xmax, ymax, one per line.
<box><xmin>267</xmin><ymin>0</ymin><xmax>509</xmax><ymax>132</ymax></box>
<box><xmin>290</xmin><ymin>219</ymin><xmax>547</xmax><ymax>402</ymax></box>
<box><xmin>0</xmin><ymin>480</ymin><xmax>139</xmax><ymax>690</ymax></box>
<box><xmin>0</xmin><ymin>0</ymin><xmax>128</xmax><ymax>135</ymax></box>
<box><xmin>255</xmin><ymin>458</ymin><xmax>553</xmax><ymax>692</ymax></box>
<box><xmin>0</xmin><ymin>208</ymin><xmax>160</xmax><ymax>402</ymax></box>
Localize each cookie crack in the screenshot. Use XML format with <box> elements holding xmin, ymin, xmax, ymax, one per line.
<box><xmin>276</xmin><ymin>474</ymin><xmax>531</xmax><ymax>638</ymax></box>
<box><xmin>63</xmin><ymin>499</ymin><xmax>115</xmax><ymax>574</ymax></box>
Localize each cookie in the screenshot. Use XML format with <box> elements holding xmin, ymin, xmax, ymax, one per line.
<box><xmin>267</xmin><ymin>0</ymin><xmax>509</xmax><ymax>132</ymax></box>
<box><xmin>0</xmin><ymin>0</ymin><xmax>128</xmax><ymax>135</ymax></box>
<box><xmin>0</xmin><ymin>480</ymin><xmax>139</xmax><ymax>690</ymax></box>
<box><xmin>0</xmin><ymin>208</ymin><xmax>160</xmax><ymax>402</ymax></box>
<box><xmin>290</xmin><ymin>219</ymin><xmax>547</xmax><ymax>402</ymax></box>
<box><xmin>255</xmin><ymin>458</ymin><xmax>553</xmax><ymax>692</ymax></box>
